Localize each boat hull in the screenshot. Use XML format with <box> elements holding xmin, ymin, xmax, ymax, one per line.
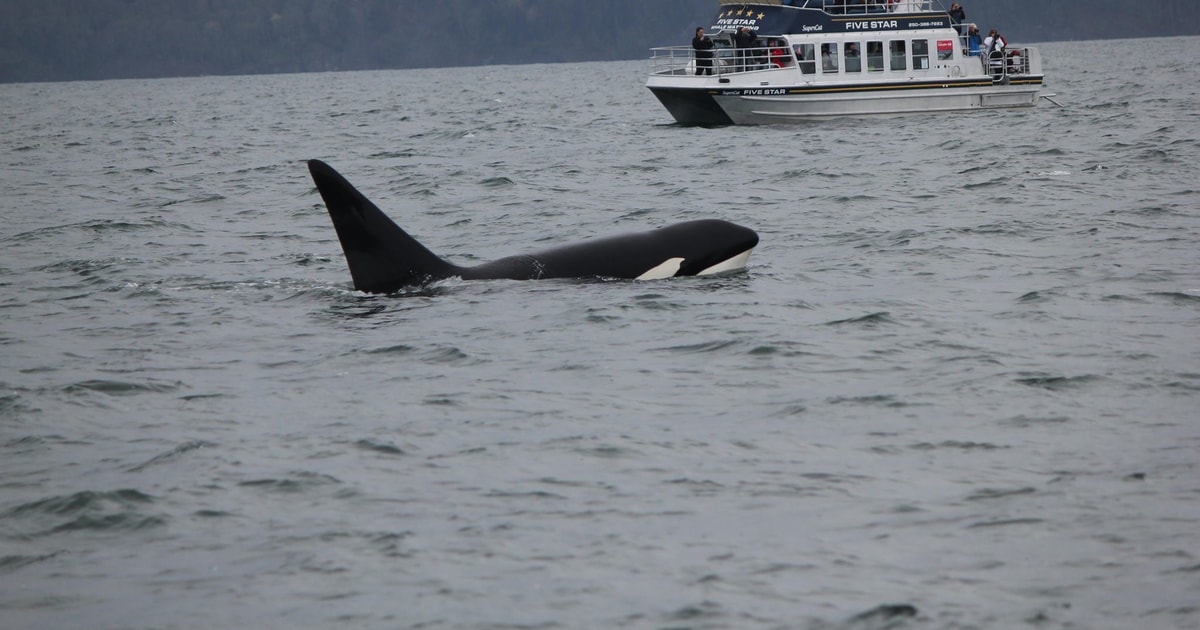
<box><xmin>648</xmin><ymin>86</ymin><xmax>734</xmax><ymax>126</ymax></box>
<box><xmin>648</xmin><ymin>77</ymin><xmax>1044</xmax><ymax>125</ymax></box>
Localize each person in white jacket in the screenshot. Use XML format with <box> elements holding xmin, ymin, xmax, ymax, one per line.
<box><xmin>982</xmin><ymin>29</ymin><xmax>1006</xmax><ymax>56</ymax></box>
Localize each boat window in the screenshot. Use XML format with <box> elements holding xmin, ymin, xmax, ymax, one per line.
<box><xmin>843</xmin><ymin>42</ymin><xmax>860</xmax><ymax>73</ymax></box>
<box><xmin>794</xmin><ymin>43</ymin><xmax>816</xmax><ymax>75</ymax></box>
<box><xmin>866</xmin><ymin>41</ymin><xmax>884</xmax><ymax>72</ymax></box>
<box><xmin>890</xmin><ymin>40</ymin><xmax>907</xmax><ymax>71</ymax></box>
<box><xmin>911</xmin><ymin>39</ymin><xmax>930</xmax><ymax>70</ymax></box>
<box><xmin>821</xmin><ymin>43</ymin><xmax>839</xmax><ymax>73</ymax></box>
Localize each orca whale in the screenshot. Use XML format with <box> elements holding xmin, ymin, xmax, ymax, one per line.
<box><xmin>307</xmin><ymin>159</ymin><xmax>759</xmax><ymax>294</ymax></box>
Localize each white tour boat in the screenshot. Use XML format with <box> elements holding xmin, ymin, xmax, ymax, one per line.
<box><xmin>646</xmin><ymin>0</ymin><xmax>1047</xmax><ymax>124</ymax></box>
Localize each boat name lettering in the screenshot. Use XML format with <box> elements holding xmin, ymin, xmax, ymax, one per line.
<box><xmin>802</xmin><ymin>25</ymin><xmax>825</xmax><ymax>33</ymax></box>
<box><xmin>715</xmin><ymin>18</ymin><xmax>759</xmax><ymax>28</ymax></box>
<box><xmin>845</xmin><ymin>20</ymin><xmax>899</xmax><ymax>31</ymax></box>
<box><xmin>724</xmin><ymin>88</ymin><xmax>787</xmax><ymax>95</ymax></box>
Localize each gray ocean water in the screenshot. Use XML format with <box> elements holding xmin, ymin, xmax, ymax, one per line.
<box><xmin>2</xmin><ymin>35</ymin><xmax>1199</xmax><ymax>629</ymax></box>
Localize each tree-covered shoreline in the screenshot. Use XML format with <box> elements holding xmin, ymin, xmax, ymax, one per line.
<box><xmin>3</xmin><ymin>0</ymin><xmax>1196</xmax><ymax>83</ymax></box>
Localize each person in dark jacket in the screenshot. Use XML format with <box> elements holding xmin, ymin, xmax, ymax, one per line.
<box><xmin>949</xmin><ymin>3</ymin><xmax>967</xmax><ymax>35</ymax></box>
<box><xmin>733</xmin><ymin>26</ymin><xmax>759</xmax><ymax>71</ymax></box>
<box><xmin>692</xmin><ymin>27</ymin><xmax>715</xmax><ymax>75</ymax></box>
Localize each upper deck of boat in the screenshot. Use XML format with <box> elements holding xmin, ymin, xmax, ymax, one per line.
<box><xmin>722</xmin><ymin>0</ymin><xmax>946</xmax><ymax>15</ymax></box>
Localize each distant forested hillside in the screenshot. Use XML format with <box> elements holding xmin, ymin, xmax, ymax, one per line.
<box><xmin>2</xmin><ymin>0</ymin><xmax>1197</xmax><ymax>83</ymax></box>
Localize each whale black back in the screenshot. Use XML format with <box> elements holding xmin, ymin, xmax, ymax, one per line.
<box><xmin>308</xmin><ymin>159</ymin><xmax>758</xmax><ymax>293</ymax></box>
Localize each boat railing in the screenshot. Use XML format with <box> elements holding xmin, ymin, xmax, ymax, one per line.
<box><xmin>650</xmin><ymin>44</ymin><xmax>797</xmax><ymax>77</ymax></box>
<box><xmin>651</xmin><ymin>41</ymin><xmax>1038</xmax><ymax>80</ymax></box>
<box><xmin>818</xmin><ymin>0</ymin><xmax>940</xmax><ymax>14</ymax></box>
<box><xmin>982</xmin><ymin>46</ymin><xmax>1033</xmax><ymax>81</ymax></box>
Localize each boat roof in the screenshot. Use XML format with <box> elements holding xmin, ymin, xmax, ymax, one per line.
<box><xmin>708</xmin><ymin>1</ymin><xmax>954</xmax><ymax>36</ymax></box>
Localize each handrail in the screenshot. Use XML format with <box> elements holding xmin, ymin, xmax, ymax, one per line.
<box><xmin>983</xmin><ymin>46</ymin><xmax>1031</xmax><ymax>81</ymax></box>
<box><xmin>716</xmin><ymin>1</ymin><xmax>947</xmax><ymax>14</ymax></box>
<box><xmin>821</xmin><ymin>0</ymin><xmax>941</xmax><ymax>14</ymax></box>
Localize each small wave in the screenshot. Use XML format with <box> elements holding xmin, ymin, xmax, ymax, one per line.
<box><xmin>666</xmin><ymin>477</ymin><xmax>725</xmax><ymax>491</ymax></box>
<box><xmin>6</xmin><ymin>218</ymin><xmax>194</xmax><ymax>244</ymax></box>
<box><xmin>655</xmin><ymin>339</ymin><xmax>741</xmax><ymax>354</ymax></box>
<box><xmin>910</xmin><ymin>440</ymin><xmax>1007</xmax><ymax>451</ymax></box>
<box><xmin>4</xmin><ymin>489</ymin><xmax>164</xmax><ymax>537</ymax></box>
<box><xmin>770</xmin><ymin>403</ymin><xmax>808</xmax><ymax>416</ymax></box>
<box><xmin>3</xmin><ymin>434</ymin><xmax>51</xmax><ymax>450</ymax></box>
<box><xmin>1000</xmin><ymin>414</ymin><xmax>1072</xmax><ymax>427</ymax></box>
<box><xmin>573</xmin><ymin>444</ymin><xmax>638</xmax><ymax>459</ymax></box>
<box><xmin>1101</xmin><ymin>293</ymin><xmax>1146</xmax><ymax>303</ymax></box>
<box><xmin>289</xmin><ymin>253</ymin><xmax>333</xmax><ymax>267</ymax></box>
<box><xmin>966</xmin><ymin>486</ymin><xmax>1038</xmax><ymax>501</ymax></box>
<box><xmin>1013</xmin><ymin>373</ymin><xmax>1099</xmax><ymax>390</ymax></box>
<box><xmin>368</xmin><ymin>149</ymin><xmax>418</xmax><ymax>159</ymax></box>
<box><xmin>1149</xmin><ymin>291</ymin><xmax>1200</xmax><ymax>304</ymax></box>
<box><xmin>421</xmin><ymin>345</ymin><xmax>473</xmax><ymax>364</ymax></box>
<box><xmin>0</xmin><ymin>552</ymin><xmax>61</xmax><ymax>573</ymax></box>
<box><xmin>238</xmin><ymin>471</ymin><xmax>342</xmax><ymax>494</ymax></box>
<box><xmin>663</xmin><ymin>601</ymin><xmax>725</xmax><ymax>624</ymax></box>
<box><xmin>0</xmin><ymin>392</ymin><xmax>39</xmax><ymax>418</ymax></box>
<box><xmin>963</xmin><ymin>175</ymin><xmax>1010</xmax><ymax>189</ymax></box>
<box><xmin>823</xmin><ymin>311</ymin><xmax>897</xmax><ymax>327</ymax></box>
<box><xmin>354</xmin><ymin>439</ymin><xmax>406</xmax><ymax>456</ymax></box>
<box><xmin>126</xmin><ymin>439</ymin><xmax>215</xmax><ymax>472</ymax></box>
<box><xmin>957</xmin><ymin>221</ymin><xmax>1032</xmax><ymax>236</ymax></box>
<box><xmin>179</xmin><ymin>393</ymin><xmax>227</xmax><ymax>401</ymax></box>
<box><xmin>837</xmin><ymin>604</ymin><xmax>919</xmax><ymax>629</ymax></box>
<box><xmin>479</xmin><ymin>176</ymin><xmax>514</xmax><ymax>188</ymax></box>
<box><xmin>483</xmin><ymin>490</ymin><xmax>566</xmax><ymax>500</ymax></box>
<box><xmin>363</xmin><ymin>344</ymin><xmax>416</xmax><ymax>355</ymax></box>
<box><xmin>832</xmin><ymin>193</ymin><xmax>879</xmax><ymax>203</ymax></box>
<box><xmin>968</xmin><ymin>517</ymin><xmax>1045</xmax><ymax>528</ymax></box>
<box><xmin>62</xmin><ymin>379</ymin><xmax>181</xmax><ymax>396</ymax></box>
<box><xmin>34</xmin><ymin>257</ymin><xmax>137</xmax><ymax>277</ymax></box>
<box><xmin>193</xmin><ymin>509</ymin><xmax>234</xmax><ymax>518</ymax></box>
<box><xmin>827</xmin><ymin>394</ymin><xmax>909</xmax><ymax>408</ymax></box>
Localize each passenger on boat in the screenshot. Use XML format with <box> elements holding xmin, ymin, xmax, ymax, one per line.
<box><xmin>966</xmin><ymin>24</ymin><xmax>982</xmax><ymax>56</ymax></box>
<box><xmin>983</xmin><ymin>29</ymin><xmax>1006</xmax><ymax>56</ymax></box>
<box><xmin>1007</xmin><ymin>49</ymin><xmax>1024</xmax><ymax>74</ymax></box>
<box><xmin>983</xmin><ymin>29</ymin><xmax>1006</xmax><ymax>78</ymax></box>
<box><xmin>821</xmin><ymin>44</ymin><xmax>838</xmax><ymax>71</ymax></box>
<box><xmin>949</xmin><ymin>3</ymin><xmax>967</xmax><ymax>35</ymax></box>
<box><xmin>733</xmin><ymin>26</ymin><xmax>759</xmax><ymax>71</ymax></box>
<box><xmin>692</xmin><ymin>27</ymin><xmax>715</xmax><ymax>76</ymax></box>
<box><xmin>769</xmin><ymin>40</ymin><xmax>792</xmax><ymax>68</ymax></box>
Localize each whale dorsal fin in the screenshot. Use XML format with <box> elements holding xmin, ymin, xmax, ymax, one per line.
<box><xmin>308</xmin><ymin>160</ymin><xmax>460</xmax><ymax>293</ymax></box>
